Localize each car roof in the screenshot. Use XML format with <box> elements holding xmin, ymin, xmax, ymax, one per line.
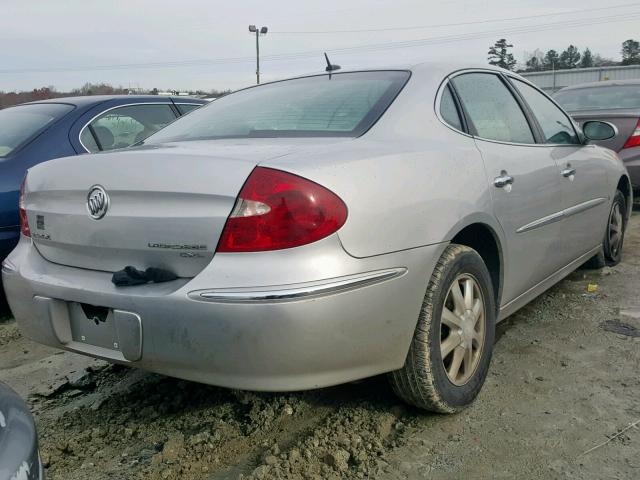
<box><xmin>296</xmin><ymin>61</ymin><xmax>510</xmax><ymax>77</ymax></box>
<box><xmin>21</xmin><ymin>95</ymin><xmax>204</xmax><ymax>107</ymax></box>
<box><xmin>241</xmin><ymin>61</ymin><xmax>517</xmax><ymax>94</ymax></box>
<box><xmin>558</xmin><ymin>79</ymin><xmax>640</xmax><ymax>91</ymax></box>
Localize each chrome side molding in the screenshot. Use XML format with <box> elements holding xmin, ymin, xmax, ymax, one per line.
<box><xmin>563</xmin><ymin>197</ymin><xmax>607</xmax><ymax>218</ymax></box>
<box><xmin>517</xmin><ymin>197</ymin><xmax>607</xmax><ymax>234</ymax></box>
<box><xmin>516</xmin><ymin>211</ymin><xmax>564</xmax><ymax>234</ymax></box>
<box><xmin>189</xmin><ymin>267</ymin><xmax>407</xmax><ymax>303</ymax></box>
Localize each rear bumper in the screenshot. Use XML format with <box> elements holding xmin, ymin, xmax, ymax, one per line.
<box><xmin>3</xmin><ymin>236</ymin><xmax>444</xmax><ymax>391</ymax></box>
<box><xmin>619</xmin><ymin>146</ymin><xmax>640</xmax><ymax>188</ymax></box>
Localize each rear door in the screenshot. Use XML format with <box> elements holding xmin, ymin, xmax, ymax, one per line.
<box><xmin>509</xmin><ymin>78</ymin><xmax>610</xmax><ymax>264</ymax></box>
<box><xmin>450</xmin><ymin>71</ymin><xmax>564</xmax><ymax>304</ymax></box>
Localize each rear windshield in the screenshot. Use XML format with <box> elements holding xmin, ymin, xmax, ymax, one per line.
<box><xmin>554</xmin><ymin>85</ymin><xmax>640</xmax><ymax>111</ymax></box>
<box><xmin>0</xmin><ymin>103</ymin><xmax>74</xmax><ymax>157</ymax></box>
<box><xmin>145</xmin><ymin>71</ymin><xmax>410</xmax><ymax>143</ymax></box>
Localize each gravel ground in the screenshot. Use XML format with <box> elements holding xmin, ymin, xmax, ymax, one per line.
<box><xmin>2</xmin><ymin>215</ymin><xmax>640</xmax><ymax>480</ymax></box>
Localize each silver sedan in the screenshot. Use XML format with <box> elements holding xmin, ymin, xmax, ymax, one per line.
<box><xmin>2</xmin><ymin>63</ymin><xmax>630</xmax><ymax>413</ymax></box>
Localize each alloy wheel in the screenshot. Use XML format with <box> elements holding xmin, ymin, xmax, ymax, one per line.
<box><xmin>608</xmin><ymin>201</ymin><xmax>623</xmax><ymax>258</ymax></box>
<box><xmin>440</xmin><ymin>273</ymin><xmax>486</xmax><ymax>386</ymax></box>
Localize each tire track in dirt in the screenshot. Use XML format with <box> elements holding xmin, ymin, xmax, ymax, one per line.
<box><xmin>30</xmin><ymin>363</ymin><xmax>412</xmax><ymax>480</ymax></box>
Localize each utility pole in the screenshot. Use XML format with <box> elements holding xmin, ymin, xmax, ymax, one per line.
<box><xmin>248</xmin><ymin>25</ymin><xmax>268</xmax><ymax>84</ymax></box>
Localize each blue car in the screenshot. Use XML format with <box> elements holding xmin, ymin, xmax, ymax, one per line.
<box><xmin>0</xmin><ymin>95</ymin><xmax>205</xmax><ymax>265</ymax></box>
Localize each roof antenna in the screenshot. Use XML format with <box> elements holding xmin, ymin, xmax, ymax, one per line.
<box><xmin>324</xmin><ymin>52</ymin><xmax>341</xmax><ymax>78</ymax></box>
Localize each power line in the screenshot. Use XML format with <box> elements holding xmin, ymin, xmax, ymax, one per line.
<box><xmin>1</xmin><ymin>12</ymin><xmax>639</xmax><ymax>75</ymax></box>
<box><xmin>270</xmin><ymin>2</ymin><xmax>640</xmax><ymax>34</ymax></box>
<box><xmin>316</xmin><ymin>13</ymin><xmax>640</xmax><ymax>55</ymax></box>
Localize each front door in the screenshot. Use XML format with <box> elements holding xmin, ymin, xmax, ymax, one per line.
<box><xmin>509</xmin><ymin>78</ymin><xmax>610</xmax><ymax>265</ymax></box>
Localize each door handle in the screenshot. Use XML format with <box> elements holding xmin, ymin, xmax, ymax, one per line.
<box><xmin>494</xmin><ymin>171</ymin><xmax>514</xmax><ymax>188</ymax></box>
<box><xmin>561</xmin><ymin>165</ymin><xmax>576</xmax><ymax>177</ymax></box>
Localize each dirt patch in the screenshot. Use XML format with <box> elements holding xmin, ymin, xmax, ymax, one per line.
<box><xmin>33</xmin><ymin>371</ymin><xmax>411</xmax><ymax>480</ymax></box>
<box><xmin>0</xmin><ymin>320</ymin><xmax>21</xmax><ymax>346</ymax></box>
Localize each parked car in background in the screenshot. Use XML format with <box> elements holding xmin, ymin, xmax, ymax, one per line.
<box><xmin>0</xmin><ymin>95</ymin><xmax>205</xmax><ymax>266</ymax></box>
<box><xmin>554</xmin><ymin>80</ymin><xmax>640</xmax><ymax>190</ymax></box>
<box><xmin>3</xmin><ymin>63</ymin><xmax>630</xmax><ymax>413</ymax></box>
<box><xmin>0</xmin><ymin>382</ymin><xmax>43</xmax><ymax>480</ymax></box>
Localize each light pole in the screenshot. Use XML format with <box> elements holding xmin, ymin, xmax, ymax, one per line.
<box><xmin>248</xmin><ymin>25</ymin><xmax>268</xmax><ymax>84</ymax></box>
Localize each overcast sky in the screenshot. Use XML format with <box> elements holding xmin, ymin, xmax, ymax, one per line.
<box><xmin>2</xmin><ymin>0</ymin><xmax>639</xmax><ymax>92</ymax></box>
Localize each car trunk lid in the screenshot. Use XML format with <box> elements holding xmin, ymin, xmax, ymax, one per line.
<box><xmin>22</xmin><ymin>141</ymin><xmax>295</xmax><ymax>277</ymax></box>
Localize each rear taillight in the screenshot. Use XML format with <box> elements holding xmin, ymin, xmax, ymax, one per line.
<box><xmin>19</xmin><ymin>176</ymin><xmax>30</xmax><ymax>237</ymax></box>
<box><xmin>623</xmin><ymin>119</ymin><xmax>640</xmax><ymax>149</ymax></box>
<box><xmin>217</xmin><ymin>167</ymin><xmax>347</xmax><ymax>252</ymax></box>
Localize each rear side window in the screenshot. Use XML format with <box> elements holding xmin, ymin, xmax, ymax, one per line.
<box><xmin>145</xmin><ymin>71</ymin><xmax>410</xmax><ymax>143</ymax></box>
<box><xmin>512</xmin><ymin>79</ymin><xmax>579</xmax><ymax>145</ymax></box>
<box><xmin>440</xmin><ymin>85</ymin><xmax>463</xmax><ymax>131</ymax></box>
<box><xmin>452</xmin><ymin>73</ymin><xmax>535</xmax><ymax>144</ymax></box>
<box><xmin>81</xmin><ymin>104</ymin><xmax>177</xmax><ymax>152</ymax></box>
<box><xmin>0</xmin><ymin>103</ymin><xmax>74</xmax><ymax>157</ymax></box>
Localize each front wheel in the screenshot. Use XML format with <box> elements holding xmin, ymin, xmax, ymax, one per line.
<box><xmin>604</xmin><ymin>190</ymin><xmax>627</xmax><ymax>266</ymax></box>
<box><xmin>389</xmin><ymin>244</ymin><xmax>496</xmax><ymax>413</ymax></box>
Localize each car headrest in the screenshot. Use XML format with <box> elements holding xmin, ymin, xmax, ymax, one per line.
<box><xmin>93</xmin><ymin>126</ymin><xmax>114</xmax><ymax>149</ymax></box>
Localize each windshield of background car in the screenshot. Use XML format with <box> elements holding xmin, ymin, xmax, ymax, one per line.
<box><xmin>554</xmin><ymin>85</ymin><xmax>640</xmax><ymax>111</ymax></box>
<box><xmin>0</xmin><ymin>103</ymin><xmax>74</xmax><ymax>157</ymax></box>
<box><xmin>144</xmin><ymin>71</ymin><xmax>410</xmax><ymax>143</ymax></box>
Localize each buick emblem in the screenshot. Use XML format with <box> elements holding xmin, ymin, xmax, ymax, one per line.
<box><xmin>87</xmin><ymin>185</ymin><xmax>110</xmax><ymax>219</ymax></box>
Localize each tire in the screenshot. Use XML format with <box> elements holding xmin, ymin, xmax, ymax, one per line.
<box><xmin>582</xmin><ymin>247</ymin><xmax>606</xmax><ymax>270</ymax></box>
<box><xmin>389</xmin><ymin>244</ymin><xmax>496</xmax><ymax>413</ymax></box>
<box><xmin>603</xmin><ymin>190</ymin><xmax>626</xmax><ymax>266</ymax></box>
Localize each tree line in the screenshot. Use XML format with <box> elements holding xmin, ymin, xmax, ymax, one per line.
<box><xmin>487</xmin><ymin>38</ymin><xmax>640</xmax><ymax>72</ymax></box>
<box><xmin>0</xmin><ymin>83</ymin><xmax>229</xmax><ymax>109</ymax></box>
<box><xmin>3</xmin><ymin>38</ymin><xmax>640</xmax><ymax>109</ymax></box>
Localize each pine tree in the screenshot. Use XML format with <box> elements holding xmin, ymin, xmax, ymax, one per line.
<box><xmin>543</xmin><ymin>50</ymin><xmax>560</xmax><ymax>71</ymax></box>
<box><xmin>580</xmin><ymin>48</ymin><xmax>594</xmax><ymax>68</ymax></box>
<box><xmin>559</xmin><ymin>45</ymin><xmax>581</xmax><ymax>69</ymax></box>
<box><xmin>488</xmin><ymin>39</ymin><xmax>517</xmax><ymax>71</ymax></box>
<box><xmin>621</xmin><ymin>39</ymin><xmax>640</xmax><ymax>65</ymax></box>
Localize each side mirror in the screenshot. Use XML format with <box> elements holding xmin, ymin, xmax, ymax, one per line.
<box><xmin>582</xmin><ymin>121</ymin><xmax>618</xmax><ymax>142</ymax></box>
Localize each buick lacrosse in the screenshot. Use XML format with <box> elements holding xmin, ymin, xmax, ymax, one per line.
<box><xmin>2</xmin><ymin>63</ymin><xmax>630</xmax><ymax>412</ymax></box>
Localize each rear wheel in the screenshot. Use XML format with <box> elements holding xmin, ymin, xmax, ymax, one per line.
<box><xmin>389</xmin><ymin>244</ymin><xmax>496</xmax><ymax>413</ymax></box>
<box><xmin>604</xmin><ymin>190</ymin><xmax>626</xmax><ymax>266</ymax></box>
